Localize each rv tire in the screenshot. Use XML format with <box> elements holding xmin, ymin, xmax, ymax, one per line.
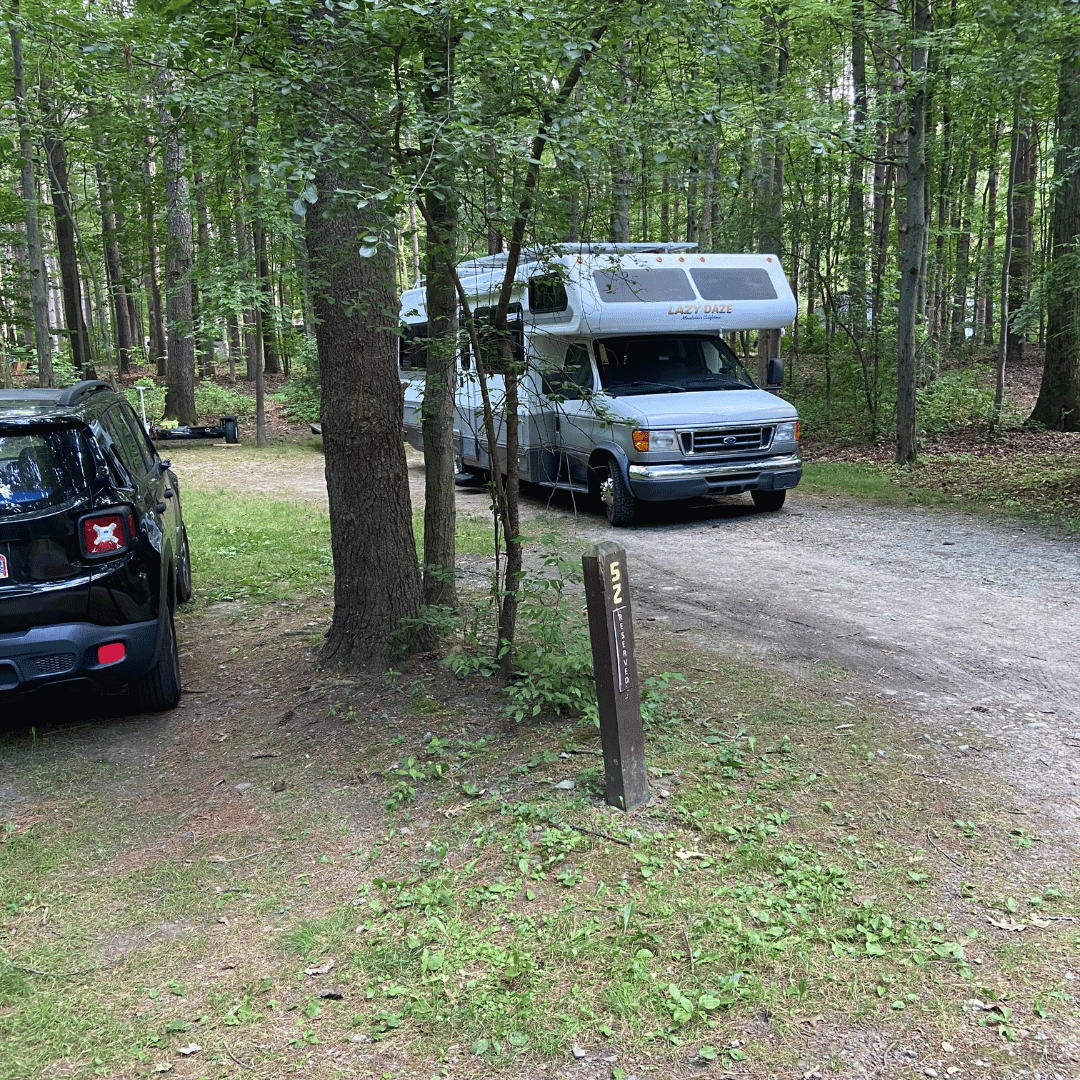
<box><xmin>751</xmin><ymin>488</ymin><xmax>787</xmax><ymax>512</ymax></box>
<box><xmin>598</xmin><ymin>461</ymin><xmax>635</xmax><ymax>526</ymax></box>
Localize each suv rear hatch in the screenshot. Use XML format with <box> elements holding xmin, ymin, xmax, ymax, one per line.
<box><xmin>0</xmin><ymin>424</ymin><xmax>96</xmax><ymax>632</ymax></box>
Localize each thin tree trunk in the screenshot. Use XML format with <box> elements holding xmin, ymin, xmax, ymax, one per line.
<box><xmin>980</xmin><ymin>125</ymin><xmax>1001</xmax><ymax>345</ymax></box>
<box><xmin>159</xmin><ymin>74</ymin><xmax>196</xmax><ymax>425</ymax></box>
<box><xmin>995</xmin><ymin>107</ymin><xmax>1021</xmax><ymax>424</ymax></box>
<box><xmin>194</xmin><ymin>170</ymin><xmax>216</xmax><ymax>377</ymax></box>
<box><xmin>756</xmin><ymin>11</ymin><xmax>788</xmax><ymax>385</ymax></box>
<box><xmin>896</xmin><ymin>0</ymin><xmax>930</xmax><ymax>465</ymax></box>
<box><xmin>94</xmin><ymin>146</ymin><xmax>134</xmax><ymax>375</ymax></box>
<box><xmin>10</xmin><ymin>2</ymin><xmax>52</xmax><ymax>385</ymax></box>
<box><xmin>417</xmin><ymin>9</ymin><xmax>458</xmax><ymax>613</ymax></box>
<box><xmin>1006</xmin><ymin>125</ymin><xmax>1035</xmax><ymax>365</ymax></box>
<box><xmin>144</xmin><ymin>142</ymin><xmax>167</xmax><ymax>375</ymax></box>
<box><xmin>45</xmin><ymin>137</ymin><xmax>94</xmax><ymax>375</ymax></box>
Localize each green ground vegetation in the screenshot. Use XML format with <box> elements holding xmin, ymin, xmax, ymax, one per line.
<box><xmin>1</xmin><ymin>459</ymin><xmax>1077</xmax><ymax>1077</ymax></box>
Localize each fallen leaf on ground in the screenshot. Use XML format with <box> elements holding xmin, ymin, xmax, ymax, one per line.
<box><xmin>988</xmin><ymin>916</ymin><xmax>1026</xmax><ymax>932</ymax></box>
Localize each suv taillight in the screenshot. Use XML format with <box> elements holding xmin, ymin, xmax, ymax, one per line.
<box><xmin>79</xmin><ymin>508</ymin><xmax>136</xmax><ymax>559</ymax></box>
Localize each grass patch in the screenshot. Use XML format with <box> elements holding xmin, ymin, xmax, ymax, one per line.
<box><xmin>803</xmin><ymin>455</ymin><xmax>1080</xmax><ymax>531</ymax></box>
<box><xmin>2</xmin><ymin>638</ymin><xmax>1076</xmax><ymax>1077</ymax></box>
<box><xmin>184</xmin><ymin>490</ymin><xmax>334</xmax><ymax>605</ymax></box>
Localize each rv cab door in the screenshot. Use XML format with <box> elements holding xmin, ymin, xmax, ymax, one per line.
<box><xmin>536</xmin><ymin>341</ymin><xmax>596</xmax><ymax>490</ymax></box>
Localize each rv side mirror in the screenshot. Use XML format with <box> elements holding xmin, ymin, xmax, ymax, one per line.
<box><xmin>766</xmin><ymin>356</ymin><xmax>784</xmax><ymax>389</ymax></box>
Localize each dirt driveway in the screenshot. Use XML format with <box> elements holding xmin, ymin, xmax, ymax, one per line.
<box><xmin>177</xmin><ymin>441</ymin><xmax>1080</xmax><ymax>841</ymax></box>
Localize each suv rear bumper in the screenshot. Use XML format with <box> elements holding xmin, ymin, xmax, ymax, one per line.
<box><xmin>626</xmin><ymin>453</ymin><xmax>802</xmax><ymax>501</ymax></box>
<box><xmin>0</xmin><ymin>618</ymin><xmax>159</xmax><ymax>694</ymax></box>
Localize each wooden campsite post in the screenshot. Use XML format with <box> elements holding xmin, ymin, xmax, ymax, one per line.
<box><xmin>582</xmin><ymin>542</ymin><xmax>648</xmax><ymax>811</ymax></box>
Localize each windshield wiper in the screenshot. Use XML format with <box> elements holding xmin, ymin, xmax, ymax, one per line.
<box><xmin>678</xmin><ymin>376</ymin><xmax>749</xmax><ymax>390</ymax></box>
<box><xmin>605</xmin><ymin>380</ymin><xmax>685</xmax><ymax>395</ymax></box>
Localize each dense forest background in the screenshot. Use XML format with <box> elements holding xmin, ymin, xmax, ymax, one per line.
<box><xmin>2</xmin><ymin>0</ymin><xmax>1078</xmax><ymax>446</ymax></box>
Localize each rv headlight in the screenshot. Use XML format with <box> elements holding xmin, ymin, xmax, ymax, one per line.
<box><xmin>632</xmin><ymin>429</ymin><xmax>678</xmax><ymax>452</ymax></box>
<box><xmin>774</xmin><ymin>421</ymin><xmax>799</xmax><ymax>443</ymax></box>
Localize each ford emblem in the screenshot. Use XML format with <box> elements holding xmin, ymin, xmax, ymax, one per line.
<box><xmin>723</xmin><ymin>436</ymin><xmax>737</xmax><ymax>445</ymax></box>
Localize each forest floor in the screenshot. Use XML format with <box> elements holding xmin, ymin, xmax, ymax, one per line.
<box><xmin>1</xmin><ymin>349</ymin><xmax>1079</xmax><ymax>1080</ymax></box>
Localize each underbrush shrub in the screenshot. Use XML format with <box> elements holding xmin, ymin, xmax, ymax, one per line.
<box><xmin>273</xmin><ymin>335</ymin><xmax>321</xmax><ymax>424</ymax></box>
<box><xmin>124</xmin><ymin>377</ymin><xmax>255</xmax><ymax>424</ymax></box>
<box><xmin>443</xmin><ymin>537</ymin><xmax>683</xmax><ymax>726</ymax></box>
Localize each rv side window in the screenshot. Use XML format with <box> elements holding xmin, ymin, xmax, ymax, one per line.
<box><xmin>690</xmin><ymin>267</ymin><xmax>778</xmax><ymax>301</ymax></box>
<box><xmin>528</xmin><ymin>274</ymin><xmax>568</xmax><ymax>314</ymax></box>
<box><xmin>592</xmin><ymin>267</ymin><xmax>695</xmax><ymax>303</ymax></box>
<box><xmin>465</xmin><ymin>303</ymin><xmax>524</xmax><ymax>374</ymax></box>
<box><xmin>542</xmin><ymin>343</ymin><xmax>594</xmax><ymax>399</ymax></box>
<box><xmin>400</xmin><ymin>323</ymin><xmax>428</xmax><ymax>371</ymax></box>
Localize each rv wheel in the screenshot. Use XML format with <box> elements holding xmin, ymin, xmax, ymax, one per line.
<box><xmin>751</xmin><ymin>488</ymin><xmax>787</xmax><ymax>512</ymax></box>
<box><xmin>598</xmin><ymin>462</ymin><xmax>635</xmax><ymax>527</ymax></box>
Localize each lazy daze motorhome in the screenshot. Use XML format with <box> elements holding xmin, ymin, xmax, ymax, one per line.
<box><xmin>399</xmin><ymin>243</ymin><xmax>801</xmax><ymax>526</ymax></box>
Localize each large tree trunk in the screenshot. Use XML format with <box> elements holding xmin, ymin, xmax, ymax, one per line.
<box><xmin>896</xmin><ymin>0</ymin><xmax>930</xmax><ymax>465</ymax></box>
<box><xmin>306</xmin><ymin>174</ymin><xmax>424</xmax><ymax>670</ymax></box>
<box><xmin>1030</xmin><ymin>53</ymin><xmax>1080</xmax><ymax>431</ymax></box>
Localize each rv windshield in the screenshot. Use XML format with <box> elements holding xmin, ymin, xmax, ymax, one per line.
<box><xmin>594</xmin><ymin>335</ymin><xmax>756</xmax><ymax>396</ymax></box>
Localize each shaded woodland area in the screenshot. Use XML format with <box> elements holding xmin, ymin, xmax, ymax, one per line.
<box><xmin>3</xmin><ymin>0</ymin><xmax>1078</xmax><ymax>664</ymax></box>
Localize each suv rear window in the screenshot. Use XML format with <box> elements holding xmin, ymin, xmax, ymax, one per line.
<box><xmin>0</xmin><ymin>428</ymin><xmax>92</xmax><ymax>516</ymax></box>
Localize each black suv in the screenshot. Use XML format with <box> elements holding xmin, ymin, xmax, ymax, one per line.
<box><xmin>0</xmin><ymin>380</ymin><xmax>190</xmax><ymax>711</ymax></box>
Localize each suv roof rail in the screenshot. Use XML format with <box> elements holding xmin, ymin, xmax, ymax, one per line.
<box><xmin>56</xmin><ymin>380</ymin><xmax>113</xmax><ymax>406</ymax></box>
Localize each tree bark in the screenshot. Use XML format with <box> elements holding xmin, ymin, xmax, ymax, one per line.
<box><xmin>1005</xmin><ymin>125</ymin><xmax>1035</xmax><ymax>364</ymax></box>
<box><xmin>756</xmin><ymin>10</ymin><xmax>787</xmax><ymax>385</ymax></box>
<box><xmin>159</xmin><ymin>75</ymin><xmax>197</xmax><ymax>425</ymax></box>
<box><xmin>1030</xmin><ymin>52</ymin><xmax>1080</xmax><ymax>431</ymax></box>
<box><xmin>306</xmin><ymin>175</ymin><xmax>424</xmax><ymax>670</ymax></box>
<box><xmin>235</xmin><ymin>196</ymin><xmax>258</xmax><ymax>382</ymax></box>
<box><xmin>995</xmin><ymin>106</ymin><xmax>1021</xmax><ymax>423</ymax></box>
<box><xmin>194</xmin><ymin>170</ymin><xmax>216</xmax><ymax>377</ymax></box>
<box><xmin>10</xmin><ymin>1</ymin><xmax>52</xmax><ymax>386</ymax></box>
<box><xmin>896</xmin><ymin>0</ymin><xmax>930</xmax><ymax>465</ymax></box>
<box><xmin>143</xmin><ymin>143</ymin><xmax>167</xmax><ymax>375</ymax></box>
<box><xmin>41</xmin><ymin>96</ymin><xmax>93</xmax><ymax>376</ymax></box>
<box><xmin>94</xmin><ymin>146</ymin><xmax>134</xmax><ymax>376</ymax></box>
<box><xmin>418</xmin><ymin>11</ymin><xmax>459</xmax><ymax>613</ymax></box>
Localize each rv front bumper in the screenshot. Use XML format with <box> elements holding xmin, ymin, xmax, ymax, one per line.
<box><xmin>626</xmin><ymin>453</ymin><xmax>802</xmax><ymax>502</ymax></box>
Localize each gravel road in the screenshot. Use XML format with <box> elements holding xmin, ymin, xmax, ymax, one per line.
<box><xmin>179</xmin><ymin>444</ymin><xmax>1080</xmax><ymax>841</ymax></box>
<box><xmin>558</xmin><ymin>492</ymin><xmax>1080</xmax><ymax>839</ymax></box>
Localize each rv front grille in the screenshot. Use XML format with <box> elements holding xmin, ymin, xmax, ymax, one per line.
<box><xmin>681</xmin><ymin>426</ymin><xmax>773</xmax><ymax>455</ymax></box>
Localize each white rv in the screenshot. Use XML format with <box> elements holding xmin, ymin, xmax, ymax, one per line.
<box><xmin>399</xmin><ymin>242</ymin><xmax>801</xmax><ymax>526</ymax></box>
